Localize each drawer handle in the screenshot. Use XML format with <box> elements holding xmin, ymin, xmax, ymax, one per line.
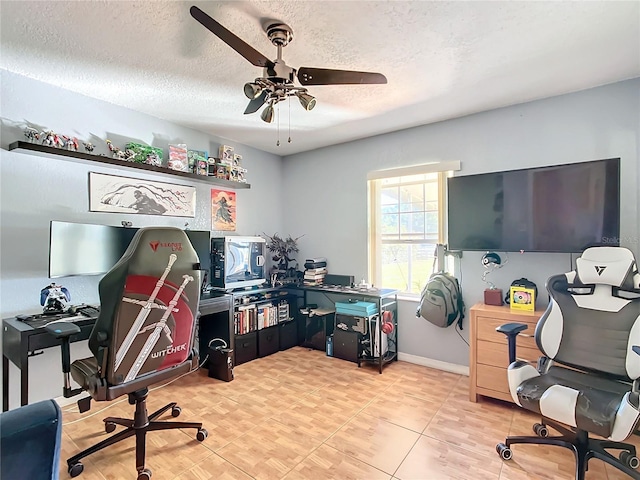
<box><xmin>242</xmin><ymin>342</ymin><xmax>249</xmax><ymax>348</ymax></box>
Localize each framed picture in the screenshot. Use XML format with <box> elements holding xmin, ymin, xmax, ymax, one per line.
<box><xmin>89</xmin><ymin>172</ymin><xmax>196</xmax><ymax>217</ymax></box>
<box><xmin>211</xmin><ymin>189</ymin><xmax>236</xmax><ymax>231</ymax></box>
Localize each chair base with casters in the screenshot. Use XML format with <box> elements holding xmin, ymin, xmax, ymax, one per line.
<box><xmin>497</xmin><ymin>418</ymin><xmax>640</xmax><ymax>480</ymax></box>
<box><xmin>67</xmin><ymin>388</ymin><xmax>208</xmax><ymax>480</ymax></box>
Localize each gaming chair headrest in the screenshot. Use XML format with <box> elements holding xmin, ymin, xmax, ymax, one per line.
<box><xmin>121</xmin><ymin>227</ymin><xmax>199</xmax><ymax>274</ymax></box>
<box><xmin>575</xmin><ymin>246</ymin><xmax>636</xmax><ymax>288</ymax></box>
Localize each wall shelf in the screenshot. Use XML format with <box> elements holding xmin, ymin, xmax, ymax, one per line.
<box><xmin>7</xmin><ymin>141</ymin><xmax>251</xmax><ymax>189</ymax></box>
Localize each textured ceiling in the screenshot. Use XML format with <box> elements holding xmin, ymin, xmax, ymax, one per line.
<box><xmin>1</xmin><ymin>1</ymin><xmax>639</xmax><ymax>156</ymax></box>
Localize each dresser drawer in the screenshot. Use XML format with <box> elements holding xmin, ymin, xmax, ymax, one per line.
<box><xmin>476</xmin><ymin>364</ymin><xmax>509</xmax><ymax>394</ymax></box>
<box><xmin>476</xmin><ymin>339</ymin><xmax>541</xmax><ymax>368</ymax></box>
<box><xmin>476</xmin><ymin>316</ymin><xmax>538</xmax><ymax>350</ymax></box>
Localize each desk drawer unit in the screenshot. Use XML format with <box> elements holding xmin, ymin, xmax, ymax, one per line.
<box><xmin>470</xmin><ymin>303</ymin><xmax>544</xmax><ymax>403</ymax></box>
<box><xmin>258</xmin><ymin>325</ymin><xmax>279</xmax><ymax>358</ymax></box>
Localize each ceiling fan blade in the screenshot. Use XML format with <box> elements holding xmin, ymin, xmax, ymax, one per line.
<box><xmin>244</xmin><ymin>90</ymin><xmax>269</xmax><ymax>114</ymax></box>
<box><xmin>190</xmin><ymin>6</ymin><xmax>273</xmax><ymax>68</ymax></box>
<box><xmin>297</xmin><ymin>67</ymin><xmax>387</xmax><ymax>86</ymax></box>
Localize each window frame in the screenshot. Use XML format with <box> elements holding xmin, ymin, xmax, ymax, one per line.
<box><xmin>367</xmin><ymin>161</ymin><xmax>460</xmax><ymax>297</ymax></box>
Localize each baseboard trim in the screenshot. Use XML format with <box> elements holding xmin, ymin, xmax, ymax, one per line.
<box><xmin>398</xmin><ymin>352</ymin><xmax>469</xmax><ymax>376</ymax></box>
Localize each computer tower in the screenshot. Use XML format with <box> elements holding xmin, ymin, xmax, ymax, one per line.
<box><xmin>208</xmin><ymin>347</ymin><xmax>234</xmax><ymax>382</ymax></box>
<box><xmin>333</xmin><ymin>330</ymin><xmax>361</xmax><ymax>363</ymax></box>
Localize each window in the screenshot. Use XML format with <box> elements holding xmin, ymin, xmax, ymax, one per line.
<box><xmin>368</xmin><ymin>162</ymin><xmax>458</xmax><ymax>296</ymax></box>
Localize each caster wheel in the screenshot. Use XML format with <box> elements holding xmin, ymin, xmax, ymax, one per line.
<box><xmin>171</xmin><ymin>406</ymin><xmax>181</xmax><ymax>418</ymax></box>
<box><xmin>196</xmin><ymin>428</ymin><xmax>208</xmax><ymax>442</ymax></box>
<box><xmin>68</xmin><ymin>462</ymin><xmax>84</xmax><ymax>477</ymax></box>
<box><xmin>496</xmin><ymin>443</ymin><xmax>512</xmax><ymax>461</ymax></box>
<box><xmin>105</xmin><ymin>421</ymin><xmax>116</xmax><ymax>433</ymax></box>
<box><xmin>533</xmin><ymin>423</ymin><xmax>549</xmax><ymax>438</ymax></box>
<box><xmin>620</xmin><ymin>451</ymin><xmax>640</xmax><ymax>469</ymax></box>
<box><xmin>137</xmin><ymin>468</ymin><xmax>152</xmax><ymax>480</ymax></box>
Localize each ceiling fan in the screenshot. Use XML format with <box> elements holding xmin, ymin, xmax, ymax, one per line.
<box><xmin>190</xmin><ymin>5</ymin><xmax>387</xmax><ymax>123</ymax></box>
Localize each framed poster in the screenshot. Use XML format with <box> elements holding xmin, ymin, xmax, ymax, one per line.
<box><xmin>89</xmin><ymin>172</ymin><xmax>196</xmax><ymax>217</ymax></box>
<box><xmin>211</xmin><ymin>189</ymin><xmax>236</xmax><ymax>231</ymax></box>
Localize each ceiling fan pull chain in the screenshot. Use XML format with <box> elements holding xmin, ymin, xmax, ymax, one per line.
<box><xmin>276</xmin><ymin>102</ymin><xmax>280</xmax><ymax>147</ymax></box>
<box><xmin>288</xmin><ymin>95</ymin><xmax>292</xmax><ymax>143</ymax></box>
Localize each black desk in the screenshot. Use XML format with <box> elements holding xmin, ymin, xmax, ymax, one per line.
<box><xmin>296</xmin><ymin>286</ymin><xmax>398</xmax><ymax>373</ymax></box>
<box><xmin>2</xmin><ymin>315</ymin><xmax>96</xmax><ymax>411</ymax></box>
<box><xmin>2</xmin><ymin>293</ymin><xmax>233</xmax><ymax>411</ymax></box>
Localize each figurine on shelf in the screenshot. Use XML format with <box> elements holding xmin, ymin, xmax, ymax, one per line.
<box><xmin>24</xmin><ymin>127</ymin><xmax>40</xmax><ymax>143</ymax></box>
<box><xmin>63</xmin><ymin>136</ymin><xmax>79</xmax><ymax>151</ymax></box>
<box><xmin>106</xmin><ymin>139</ymin><xmax>126</xmax><ymax>160</ymax></box>
<box><xmin>83</xmin><ymin>142</ymin><xmax>95</xmax><ymax>153</ymax></box>
<box><xmin>145</xmin><ymin>151</ymin><xmax>162</xmax><ymax>167</ymax></box>
<box><xmin>41</xmin><ymin>130</ymin><xmax>64</xmax><ymax>148</ymax></box>
<box><xmin>123</xmin><ymin>149</ymin><xmax>137</xmax><ymax>162</ymax></box>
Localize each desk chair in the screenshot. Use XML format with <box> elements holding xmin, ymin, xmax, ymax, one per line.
<box><xmin>496</xmin><ymin>246</ymin><xmax>640</xmax><ymax>479</ymax></box>
<box><xmin>47</xmin><ymin>227</ymin><xmax>207</xmax><ymax>480</ymax></box>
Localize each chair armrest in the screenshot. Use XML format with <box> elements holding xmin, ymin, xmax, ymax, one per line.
<box><xmin>44</xmin><ymin>322</ymin><xmax>83</xmax><ymax>398</ymax></box>
<box><xmin>496</xmin><ymin>322</ymin><xmax>529</xmax><ymax>364</ymax></box>
<box><xmin>45</xmin><ymin>321</ymin><xmax>81</xmax><ymax>338</ymax></box>
<box><xmin>633</xmin><ymin>346</ymin><xmax>640</xmax><ymax>356</ymax></box>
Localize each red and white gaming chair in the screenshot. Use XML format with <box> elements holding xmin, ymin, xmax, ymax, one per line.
<box><xmin>48</xmin><ymin>227</ymin><xmax>207</xmax><ymax>480</ymax></box>
<box><xmin>496</xmin><ymin>246</ymin><xmax>640</xmax><ymax>480</ymax></box>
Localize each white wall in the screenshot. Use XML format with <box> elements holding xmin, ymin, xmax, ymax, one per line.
<box><xmin>0</xmin><ymin>70</ymin><xmax>284</xmax><ymax>408</ymax></box>
<box><xmin>282</xmin><ymin>78</ymin><xmax>640</xmax><ymax>367</ymax></box>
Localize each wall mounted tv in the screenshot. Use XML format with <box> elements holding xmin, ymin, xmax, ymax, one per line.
<box><xmin>446</xmin><ymin>158</ymin><xmax>620</xmax><ymax>253</ymax></box>
<box><xmin>48</xmin><ymin>221</ymin><xmax>211</xmax><ymax>278</ymax></box>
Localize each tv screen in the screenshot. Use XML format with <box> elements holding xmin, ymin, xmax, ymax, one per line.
<box><xmin>49</xmin><ymin>222</ymin><xmax>211</xmax><ymax>278</ymax></box>
<box><xmin>447</xmin><ymin>158</ymin><xmax>620</xmax><ymax>253</ymax></box>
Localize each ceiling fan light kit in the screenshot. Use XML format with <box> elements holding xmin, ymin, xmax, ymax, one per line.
<box><xmin>260</xmin><ymin>103</ymin><xmax>275</xmax><ymax>123</ymax></box>
<box><xmin>190</xmin><ymin>5</ymin><xmax>386</xmax><ymax>133</ymax></box>
<box><xmin>243</xmin><ymin>82</ymin><xmax>263</xmax><ymax>100</ymax></box>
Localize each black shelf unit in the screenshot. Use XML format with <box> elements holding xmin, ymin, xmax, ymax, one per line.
<box><xmin>7</xmin><ymin>141</ymin><xmax>251</xmax><ymax>189</ymax></box>
<box><xmin>230</xmin><ymin>287</ymin><xmax>304</xmax><ymax>365</ymax></box>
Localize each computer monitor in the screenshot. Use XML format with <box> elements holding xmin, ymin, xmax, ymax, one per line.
<box><xmin>49</xmin><ymin>221</ymin><xmax>211</xmax><ymax>279</ymax></box>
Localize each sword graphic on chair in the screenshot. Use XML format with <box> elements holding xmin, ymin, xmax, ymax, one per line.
<box><xmin>114</xmin><ymin>254</ymin><xmax>177</xmax><ymax>371</ymax></box>
<box><xmin>123</xmin><ymin>274</ymin><xmax>194</xmax><ymax>382</ymax></box>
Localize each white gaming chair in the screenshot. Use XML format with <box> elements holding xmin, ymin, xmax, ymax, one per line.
<box><xmin>496</xmin><ymin>246</ymin><xmax>640</xmax><ymax>480</ymax></box>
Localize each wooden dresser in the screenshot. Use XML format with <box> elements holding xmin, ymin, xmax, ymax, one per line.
<box><xmin>469</xmin><ymin>303</ymin><xmax>546</xmax><ymax>403</ymax></box>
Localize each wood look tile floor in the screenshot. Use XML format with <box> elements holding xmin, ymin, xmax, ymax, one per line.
<box><xmin>59</xmin><ymin>347</ymin><xmax>639</xmax><ymax>480</ymax></box>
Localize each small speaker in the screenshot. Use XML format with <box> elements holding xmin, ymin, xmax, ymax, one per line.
<box><xmin>484</xmin><ymin>288</ymin><xmax>504</xmax><ymax>306</ymax></box>
<box><xmin>208</xmin><ymin>347</ymin><xmax>234</xmax><ymax>382</ymax></box>
<box><xmin>324</xmin><ymin>274</ymin><xmax>355</xmax><ymax>287</ymax></box>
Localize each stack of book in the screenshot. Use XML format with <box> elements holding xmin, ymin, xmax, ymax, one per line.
<box><xmin>303</xmin><ymin>257</ymin><xmax>327</xmax><ymax>286</ymax></box>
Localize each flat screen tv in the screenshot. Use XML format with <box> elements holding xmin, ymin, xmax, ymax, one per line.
<box><xmin>49</xmin><ymin>222</ymin><xmax>211</xmax><ymax>278</ymax></box>
<box><xmin>447</xmin><ymin>158</ymin><xmax>620</xmax><ymax>253</ymax></box>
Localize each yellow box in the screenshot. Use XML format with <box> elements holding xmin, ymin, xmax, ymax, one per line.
<box><xmin>509</xmin><ymin>286</ymin><xmax>535</xmax><ymax>312</ymax></box>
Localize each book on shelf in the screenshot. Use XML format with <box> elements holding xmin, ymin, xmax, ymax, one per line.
<box><xmin>304</xmin><ymin>261</ymin><xmax>327</xmax><ymax>269</ymax></box>
<box><xmin>305</xmin><ymin>257</ymin><xmax>327</xmax><ymax>264</ymax></box>
<box><xmin>304</xmin><ymin>267</ymin><xmax>327</xmax><ymax>275</ymax></box>
<box><xmin>304</xmin><ymin>273</ymin><xmax>326</xmax><ymax>280</ymax></box>
<box><xmin>235</xmin><ymin>304</ymin><xmax>257</xmax><ymax>334</ymax></box>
